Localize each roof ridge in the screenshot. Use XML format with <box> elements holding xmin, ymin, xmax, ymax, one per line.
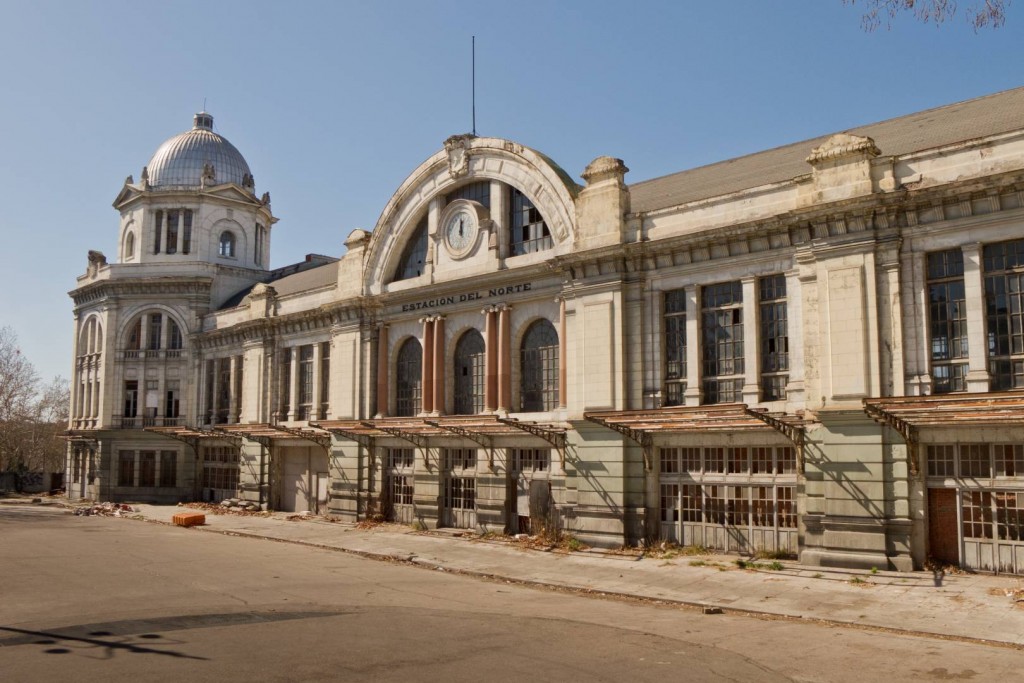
<box><xmin>628</xmin><ymin>85</ymin><xmax>1024</xmax><ymax>190</ymax></box>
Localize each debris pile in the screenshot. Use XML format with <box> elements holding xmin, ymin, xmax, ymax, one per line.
<box><xmin>219</xmin><ymin>498</ymin><xmax>262</xmax><ymax>512</ymax></box>
<box><xmin>74</xmin><ymin>502</ymin><xmax>135</xmax><ymax>517</ymax></box>
<box><xmin>177</xmin><ymin>500</ymin><xmax>269</xmax><ymax>517</ymax></box>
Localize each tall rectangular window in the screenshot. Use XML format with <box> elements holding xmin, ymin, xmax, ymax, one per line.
<box><xmin>701</xmin><ymin>281</ymin><xmax>744</xmax><ymax>403</ymax></box>
<box><xmin>663</xmin><ymin>289</ymin><xmax>687</xmax><ymax>407</ymax></box>
<box><xmin>319</xmin><ymin>342</ymin><xmax>330</xmax><ymax>419</ymax></box>
<box><xmin>216</xmin><ymin>358</ymin><xmax>231</xmax><ymax>424</ymax></box>
<box><xmin>280</xmin><ymin>351</ymin><xmax>292</xmax><ymax>419</ymax></box>
<box><xmin>182</xmin><ymin>209</ymin><xmax>192</xmax><ymax>254</ymax></box>
<box><xmin>138</xmin><ymin>451</ymin><xmax>156</xmax><ymax>487</ymax></box>
<box><xmin>759</xmin><ymin>274</ymin><xmax>788</xmax><ymax>401</ymax></box>
<box><xmin>255</xmin><ymin>224</ymin><xmax>265</xmax><ymax>266</ymax></box>
<box><xmin>123</xmin><ymin>380</ymin><xmax>138</xmax><ymax>418</ymax></box>
<box><xmin>148</xmin><ymin>313</ymin><xmax>162</xmax><ymax>350</ymax></box>
<box><xmin>166</xmin><ymin>210</ymin><xmax>179</xmax><ymax>254</ymax></box>
<box><xmin>160</xmin><ymin>451</ymin><xmax>177</xmax><ymax>488</ymax></box>
<box><xmin>153</xmin><ymin>210</ymin><xmax>163</xmax><ymax>254</ymax></box>
<box><xmin>984</xmin><ymin>239</ymin><xmax>1024</xmax><ymax>390</ymax></box>
<box><xmin>165</xmin><ymin>380</ymin><xmax>180</xmax><ymax>419</ymax></box>
<box><xmin>118</xmin><ymin>451</ymin><xmax>135</xmax><ymax>487</ymax></box>
<box><xmin>297</xmin><ymin>345</ymin><xmax>314</xmax><ymax>420</ymax></box>
<box><xmin>928</xmin><ymin>249</ymin><xmax>967</xmax><ymax>393</ymax></box>
<box><xmin>204</xmin><ymin>359</ymin><xmax>215</xmax><ymax>424</ymax></box>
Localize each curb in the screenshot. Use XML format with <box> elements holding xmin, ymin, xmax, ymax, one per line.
<box><xmin>129</xmin><ymin>513</ymin><xmax>1023</xmax><ymax>651</ymax></box>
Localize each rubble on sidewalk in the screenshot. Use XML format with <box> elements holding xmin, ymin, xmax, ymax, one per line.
<box><xmin>73</xmin><ymin>502</ymin><xmax>135</xmax><ymax>517</ymax></box>
<box><xmin>177</xmin><ymin>500</ymin><xmax>270</xmax><ymax>517</ymax></box>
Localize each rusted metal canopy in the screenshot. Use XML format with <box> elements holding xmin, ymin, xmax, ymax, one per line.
<box><xmin>584</xmin><ymin>404</ymin><xmax>804</xmax><ymax>441</ymax></box>
<box><xmin>583</xmin><ymin>404</ymin><xmax>806</xmax><ymax>471</ymax></box>
<box><xmin>864</xmin><ymin>392</ymin><xmax>1024</xmax><ymax>430</ymax></box>
<box><xmin>312</xmin><ymin>415</ymin><xmax>567</xmax><ymax>450</ymax></box>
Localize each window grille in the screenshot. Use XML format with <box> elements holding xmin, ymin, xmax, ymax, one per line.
<box><xmin>701</xmin><ymin>281</ymin><xmax>744</xmax><ymax>403</ymax></box>
<box><xmin>508</xmin><ymin>187</ymin><xmax>552</xmax><ymax>255</ymax></box>
<box><xmin>984</xmin><ymin>239</ymin><xmax>1024</xmax><ymax>390</ymax></box>
<box><xmin>453</xmin><ymin>330</ymin><xmax>485</xmax><ymax>415</ymax></box>
<box><xmin>663</xmin><ymin>289</ymin><xmax>687</xmax><ymax>406</ymax></box>
<box><xmin>520</xmin><ymin>319</ymin><xmax>559</xmax><ymax>411</ymax></box>
<box><xmin>297</xmin><ymin>345</ymin><xmax>314</xmax><ymax>420</ymax></box>
<box><xmin>446</xmin><ymin>181</ymin><xmax>491</xmax><ymax>208</ymax></box>
<box><xmin>396</xmin><ymin>338</ymin><xmax>423</xmax><ymax>416</ymax></box>
<box><xmin>394</xmin><ymin>216</ymin><xmax>428</xmax><ymax>281</ymax></box>
<box><xmin>759</xmin><ymin>274</ymin><xmax>789</xmax><ymax>400</ymax></box>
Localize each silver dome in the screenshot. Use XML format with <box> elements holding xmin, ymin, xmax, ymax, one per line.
<box><xmin>145</xmin><ymin>112</ymin><xmax>252</xmax><ymax>189</ymax></box>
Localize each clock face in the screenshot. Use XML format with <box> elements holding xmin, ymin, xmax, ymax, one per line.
<box><xmin>444</xmin><ymin>209</ymin><xmax>477</xmax><ymax>256</ymax></box>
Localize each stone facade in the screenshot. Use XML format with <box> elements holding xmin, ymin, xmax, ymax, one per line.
<box><xmin>69</xmin><ymin>89</ymin><xmax>1024</xmax><ymax>573</ymax></box>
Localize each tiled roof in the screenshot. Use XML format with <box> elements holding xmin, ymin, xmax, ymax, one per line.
<box><xmin>629</xmin><ymin>87</ymin><xmax>1024</xmax><ymax>213</ymax></box>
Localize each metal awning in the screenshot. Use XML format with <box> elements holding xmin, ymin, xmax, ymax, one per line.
<box><xmin>864</xmin><ymin>392</ymin><xmax>1024</xmax><ymax>474</ymax></box>
<box><xmin>208</xmin><ymin>423</ymin><xmax>331</xmax><ymax>450</ymax></box>
<box><xmin>311</xmin><ymin>415</ymin><xmax>569</xmax><ymax>465</ymax></box>
<box><xmin>144</xmin><ymin>425</ymin><xmax>225</xmax><ymax>448</ymax></box>
<box><xmin>583</xmin><ymin>404</ymin><xmax>807</xmax><ymax>470</ymax></box>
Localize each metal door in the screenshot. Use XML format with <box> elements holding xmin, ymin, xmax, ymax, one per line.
<box><xmin>928</xmin><ymin>488</ymin><xmax>959</xmax><ymax>566</ymax></box>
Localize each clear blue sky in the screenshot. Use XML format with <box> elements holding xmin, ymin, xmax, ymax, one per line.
<box><xmin>1</xmin><ymin>0</ymin><xmax>1021</xmax><ymax>382</ymax></box>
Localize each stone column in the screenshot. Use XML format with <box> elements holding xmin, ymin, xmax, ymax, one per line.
<box><xmin>961</xmin><ymin>243</ymin><xmax>991</xmax><ymax>392</ymax></box>
<box><xmin>288</xmin><ymin>346</ymin><xmax>300</xmax><ymax>421</ymax></box>
<box><xmin>741</xmin><ymin>277</ymin><xmax>760</xmax><ymax>405</ymax></box>
<box><xmin>498</xmin><ymin>305</ymin><xmax>511</xmax><ymax>411</ymax></box>
<box><xmin>375</xmin><ymin>325</ymin><xmax>388</xmax><ymax>417</ymax></box>
<box><xmin>559</xmin><ymin>297</ymin><xmax>567</xmax><ymax>409</ymax></box>
<box><xmin>228</xmin><ymin>356</ymin><xmax>239</xmax><ymax>423</ymax></box>
<box><xmin>684</xmin><ymin>285</ymin><xmax>701</xmax><ymax>406</ymax></box>
<box><xmin>433</xmin><ymin>316</ymin><xmax>446</xmax><ymax>414</ymax></box>
<box><xmin>484</xmin><ymin>307</ymin><xmax>497</xmax><ymax>411</ymax></box>
<box><xmin>422</xmin><ymin>318</ymin><xmax>434</xmax><ymax>414</ymax></box>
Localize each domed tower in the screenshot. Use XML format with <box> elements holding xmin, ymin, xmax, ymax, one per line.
<box><xmin>113</xmin><ymin>112</ymin><xmax>275</xmax><ymax>273</ymax></box>
<box><xmin>67</xmin><ymin>113</ymin><xmax>278</xmax><ymax>503</ymax></box>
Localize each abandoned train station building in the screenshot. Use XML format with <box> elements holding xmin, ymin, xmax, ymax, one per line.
<box><xmin>67</xmin><ymin>88</ymin><xmax>1024</xmax><ymax>574</ymax></box>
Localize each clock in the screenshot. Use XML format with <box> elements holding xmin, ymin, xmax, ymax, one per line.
<box><xmin>443</xmin><ymin>206</ymin><xmax>478</xmax><ymax>258</ymax></box>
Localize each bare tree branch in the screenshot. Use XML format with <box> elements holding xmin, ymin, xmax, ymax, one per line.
<box><xmin>844</xmin><ymin>0</ymin><xmax>1010</xmax><ymax>31</ymax></box>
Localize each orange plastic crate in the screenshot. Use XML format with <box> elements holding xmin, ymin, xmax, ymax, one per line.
<box><xmin>172</xmin><ymin>512</ymin><xmax>206</xmax><ymax>527</ymax></box>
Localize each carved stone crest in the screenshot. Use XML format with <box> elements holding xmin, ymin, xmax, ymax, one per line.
<box><xmin>444</xmin><ymin>133</ymin><xmax>476</xmax><ymax>179</ymax></box>
<box><xmin>201</xmin><ymin>162</ymin><xmax>216</xmax><ymax>187</ymax></box>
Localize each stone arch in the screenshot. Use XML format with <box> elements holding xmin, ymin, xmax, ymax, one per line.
<box><xmin>78</xmin><ymin>314</ymin><xmax>105</xmax><ymax>355</ymax></box>
<box><xmin>116</xmin><ymin>304</ymin><xmax>189</xmax><ymax>349</ymax></box>
<box><xmin>363</xmin><ymin>137</ymin><xmax>580</xmax><ymax>295</ymax></box>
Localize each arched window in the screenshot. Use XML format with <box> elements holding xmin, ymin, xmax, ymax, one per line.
<box><xmin>453</xmin><ymin>329</ymin><xmax>485</xmax><ymax>415</ymax></box>
<box><xmin>509</xmin><ymin>187</ymin><xmax>552</xmax><ymax>256</ymax></box>
<box><xmin>395</xmin><ymin>338</ymin><xmax>423</xmax><ymax>417</ymax></box>
<box><xmin>126</xmin><ymin>318</ymin><xmax>142</xmax><ymax>350</ymax></box>
<box><xmin>393</xmin><ymin>215</ymin><xmax>427</xmax><ymax>281</ymax></box>
<box><xmin>219</xmin><ymin>231</ymin><xmax>236</xmax><ymax>258</ymax></box>
<box><xmin>445</xmin><ymin>180</ymin><xmax>491</xmax><ymax>209</ymax></box>
<box><xmin>168</xmin><ymin>319</ymin><xmax>183</xmax><ymax>350</ymax></box>
<box><xmin>125</xmin><ymin>232</ymin><xmax>135</xmax><ymax>259</ymax></box>
<box><xmin>520</xmin><ymin>319</ymin><xmax>559</xmax><ymax>411</ymax></box>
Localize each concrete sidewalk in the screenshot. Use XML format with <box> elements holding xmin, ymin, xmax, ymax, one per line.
<box><xmin>121</xmin><ymin>503</ymin><xmax>1024</xmax><ymax>648</ymax></box>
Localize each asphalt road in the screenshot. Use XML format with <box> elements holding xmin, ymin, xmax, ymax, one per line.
<box><xmin>1</xmin><ymin>505</ymin><xmax>1021</xmax><ymax>682</ymax></box>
